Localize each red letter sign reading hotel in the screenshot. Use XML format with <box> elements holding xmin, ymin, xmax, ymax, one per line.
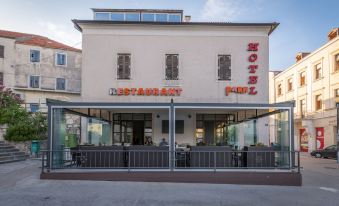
<box><xmin>225</xmin><ymin>42</ymin><xmax>259</xmax><ymax>96</ymax></box>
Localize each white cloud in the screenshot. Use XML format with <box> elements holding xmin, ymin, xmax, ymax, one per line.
<box><xmin>200</xmin><ymin>0</ymin><xmax>263</xmax><ymax>22</ymax></box>
<box><xmin>200</xmin><ymin>0</ymin><xmax>240</xmax><ymax>22</ymax></box>
<box><xmin>38</xmin><ymin>21</ymin><xmax>81</xmax><ymax>49</ymax></box>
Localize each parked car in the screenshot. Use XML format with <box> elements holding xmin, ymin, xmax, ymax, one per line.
<box><xmin>311</xmin><ymin>145</ymin><xmax>337</xmax><ymax>159</ymax></box>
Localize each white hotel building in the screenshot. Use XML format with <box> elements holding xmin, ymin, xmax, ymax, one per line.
<box><xmin>43</xmin><ymin>9</ymin><xmax>300</xmax><ymax>185</ymax></box>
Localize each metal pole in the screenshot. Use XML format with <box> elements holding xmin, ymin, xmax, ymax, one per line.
<box><xmin>41</xmin><ymin>151</ymin><xmax>44</xmax><ymax>174</ymax></box>
<box><xmin>170</xmin><ymin>99</ymin><xmax>175</xmax><ymax>171</ymax></box>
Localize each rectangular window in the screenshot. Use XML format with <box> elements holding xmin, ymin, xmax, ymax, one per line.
<box><xmin>117</xmin><ymin>54</ymin><xmax>131</xmax><ymax>79</ymax></box>
<box><xmin>111</xmin><ymin>12</ymin><xmax>124</xmax><ymax>21</ymax></box>
<box><xmin>155</xmin><ymin>13</ymin><xmax>168</xmax><ymax>22</ymax></box>
<box><xmin>0</xmin><ymin>72</ymin><xmax>3</xmax><ymax>86</ymax></box>
<box><xmin>29</xmin><ymin>76</ymin><xmax>40</xmax><ymax>88</ymax></box>
<box><xmin>94</xmin><ymin>12</ymin><xmax>110</xmax><ymax>20</ymax></box>
<box><xmin>218</xmin><ymin>55</ymin><xmax>231</xmax><ymax>80</ymax></box>
<box><xmin>30</xmin><ymin>104</ymin><xmax>39</xmax><ymax>113</ymax></box>
<box><xmin>125</xmin><ymin>13</ymin><xmax>140</xmax><ymax>21</ymax></box>
<box><xmin>300</xmin><ymin>99</ymin><xmax>306</xmax><ymax>116</ymax></box>
<box><xmin>0</xmin><ymin>45</ymin><xmax>4</xmax><ymax>58</ymax></box>
<box><xmin>335</xmin><ymin>54</ymin><xmax>339</xmax><ymax>72</ymax></box>
<box><xmin>165</xmin><ymin>54</ymin><xmax>179</xmax><ymax>80</ymax></box>
<box><xmin>300</xmin><ymin>71</ymin><xmax>306</xmax><ymax>86</ymax></box>
<box><xmin>142</xmin><ymin>13</ymin><xmax>155</xmax><ymax>21</ymax></box>
<box><xmin>315</xmin><ymin>94</ymin><xmax>322</xmax><ymax>111</ymax></box>
<box><xmin>314</xmin><ymin>63</ymin><xmax>322</xmax><ymax>80</ymax></box>
<box><xmin>168</xmin><ymin>14</ymin><xmax>181</xmax><ymax>22</ymax></box>
<box><xmin>277</xmin><ymin>84</ymin><xmax>282</xmax><ymax>96</ymax></box>
<box><xmin>162</xmin><ymin>120</ymin><xmax>184</xmax><ymax>134</ymax></box>
<box><xmin>287</xmin><ymin>78</ymin><xmax>293</xmax><ymax>92</ymax></box>
<box><xmin>30</xmin><ymin>50</ymin><xmax>40</xmax><ymax>62</ymax></box>
<box><xmin>56</xmin><ymin>53</ymin><xmax>67</xmax><ymax>66</ymax></box>
<box><xmin>56</xmin><ymin>78</ymin><xmax>66</xmax><ymax>90</ymax></box>
<box><xmin>335</xmin><ymin>88</ymin><xmax>339</xmax><ymax>98</ymax></box>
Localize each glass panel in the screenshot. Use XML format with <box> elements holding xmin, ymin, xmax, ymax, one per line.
<box><xmin>133</xmin><ymin>113</ymin><xmax>144</xmax><ymax>120</ymax></box>
<box><xmin>125</xmin><ymin>13</ymin><xmax>140</xmax><ymax>21</ymax></box>
<box><xmin>126</xmin><ymin>122</ymin><xmax>133</xmax><ymax>132</ymax></box>
<box><xmin>168</xmin><ymin>14</ymin><xmax>181</xmax><ymax>22</ymax></box>
<box><xmin>244</xmin><ymin>120</ymin><xmax>257</xmax><ymax>146</ymax></box>
<box><xmin>215</xmin><ymin>114</ymin><xmax>226</xmax><ymax>120</ymax></box>
<box><xmin>113</xmin><ymin>122</ymin><xmax>120</xmax><ymax>132</ymax></box>
<box><xmin>111</xmin><ymin>12</ymin><xmax>124</xmax><ymax>21</ymax></box>
<box><xmin>95</xmin><ymin>12</ymin><xmax>110</xmax><ymax>20</ymax></box>
<box><xmin>196</xmin><ymin>114</ymin><xmax>203</xmax><ymax>120</ymax></box>
<box><xmin>204</xmin><ymin>114</ymin><xmax>215</xmax><ymax>120</ymax></box>
<box><xmin>196</xmin><ymin>121</ymin><xmax>203</xmax><ymax>129</ymax></box>
<box><xmin>145</xmin><ymin>121</ymin><xmax>152</xmax><ymax>128</ymax></box>
<box><xmin>142</xmin><ymin>13</ymin><xmax>154</xmax><ymax>21</ymax></box>
<box><xmin>113</xmin><ymin>114</ymin><xmax>120</xmax><ymax>120</ymax></box>
<box><xmin>145</xmin><ymin>113</ymin><xmax>152</xmax><ymax>120</ymax></box>
<box><xmin>155</xmin><ymin>13</ymin><xmax>168</xmax><ymax>22</ymax></box>
<box><xmin>121</xmin><ymin>114</ymin><xmax>132</xmax><ymax>120</ymax></box>
<box><xmin>124</xmin><ymin>133</ymin><xmax>132</xmax><ymax>144</ymax></box>
<box><xmin>113</xmin><ymin>133</ymin><xmax>121</xmax><ymax>144</ymax></box>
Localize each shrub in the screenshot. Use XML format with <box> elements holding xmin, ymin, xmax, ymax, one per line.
<box><xmin>1</xmin><ymin>86</ymin><xmax>47</xmax><ymax>142</ymax></box>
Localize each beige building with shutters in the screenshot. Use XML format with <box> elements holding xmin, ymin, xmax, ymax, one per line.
<box><xmin>0</xmin><ymin>29</ymin><xmax>82</xmax><ymax>140</ymax></box>
<box><xmin>270</xmin><ymin>28</ymin><xmax>339</xmax><ymax>152</ymax></box>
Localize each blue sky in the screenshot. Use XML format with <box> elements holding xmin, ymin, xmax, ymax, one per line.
<box><xmin>0</xmin><ymin>0</ymin><xmax>338</xmax><ymax>70</ymax></box>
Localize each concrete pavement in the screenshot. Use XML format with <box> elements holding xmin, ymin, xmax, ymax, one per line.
<box><xmin>1</xmin><ymin>156</ymin><xmax>339</xmax><ymax>206</ymax></box>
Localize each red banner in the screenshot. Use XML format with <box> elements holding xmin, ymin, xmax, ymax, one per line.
<box><xmin>300</xmin><ymin>128</ymin><xmax>308</xmax><ymax>152</ymax></box>
<box><xmin>316</xmin><ymin>127</ymin><xmax>324</xmax><ymax>150</ymax></box>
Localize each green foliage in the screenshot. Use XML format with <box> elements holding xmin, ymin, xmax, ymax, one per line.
<box><xmin>0</xmin><ymin>86</ymin><xmax>47</xmax><ymax>142</ymax></box>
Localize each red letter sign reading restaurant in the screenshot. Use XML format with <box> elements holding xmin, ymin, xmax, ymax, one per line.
<box><xmin>225</xmin><ymin>42</ymin><xmax>259</xmax><ymax>96</ymax></box>
<box><xmin>109</xmin><ymin>88</ymin><xmax>182</xmax><ymax>96</ymax></box>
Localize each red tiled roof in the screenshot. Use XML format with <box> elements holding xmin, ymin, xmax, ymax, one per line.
<box><xmin>0</xmin><ymin>29</ymin><xmax>81</xmax><ymax>52</ymax></box>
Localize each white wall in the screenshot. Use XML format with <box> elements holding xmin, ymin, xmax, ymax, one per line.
<box><xmin>80</xmin><ymin>24</ymin><xmax>270</xmax><ymax>104</ymax></box>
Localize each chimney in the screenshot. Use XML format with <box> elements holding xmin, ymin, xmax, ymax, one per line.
<box><xmin>184</xmin><ymin>15</ymin><xmax>191</xmax><ymax>22</ymax></box>
<box><xmin>295</xmin><ymin>52</ymin><xmax>310</xmax><ymax>62</ymax></box>
<box><xmin>328</xmin><ymin>28</ymin><xmax>339</xmax><ymax>41</ymax></box>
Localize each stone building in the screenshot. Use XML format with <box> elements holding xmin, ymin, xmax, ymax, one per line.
<box><xmin>270</xmin><ymin>28</ymin><xmax>339</xmax><ymax>152</ymax></box>
<box><xmin>0</xmin><ymin>29</ymin><xmax>82</xmax><ymax>140</ymax></box>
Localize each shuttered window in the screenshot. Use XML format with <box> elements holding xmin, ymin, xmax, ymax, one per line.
<box><xmin>29</xmin><ymin>76</ymin><xmax>40</xmax><ymax>88</ymax></box>
<box><xmin>165</xmin><ymin>54</ymin><xmax>179</xmax><ymax>80</ymax></box>
<box><xmin>0</xmin><ymin>72</ymin><xmax>3</xmax><ymax>86</ymax></box>
<box><xmin>218</xmin><ymin>55</ymin><xmax>231</xmax><ymax>80</ymax></box>
<box><xmin>0</xmin><ymin>45</ymin><xmax>4</xmax><ymax>58</ymax></box>
<box><xmin>56</xmin><ymin>78</ymin><xmax>66</xmax><ymax>90</ymax></box>
<box><xmin>117</xmin><ymin>54</ymin><xmax>131</xmax><ymax>79</ymax></box>
<box><xmin>30</xmin><ymin>50</ymin><xmax>40</xmax><ymax>62</ymax></box>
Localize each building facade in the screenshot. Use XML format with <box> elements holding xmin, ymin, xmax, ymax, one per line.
<box><xmin>45</xmin><ymin>9</ymin><xmax>297</xmax><ymax>175</ymax></box>
<box><xmin>0</xmin><ymin>29</ymin><xmax>82</xmax><ymax>139</ymax></box>
<box><xmin>270</xmin><ymin>28</ymin><xmax>339</xmax><ymax>152</ymax></box>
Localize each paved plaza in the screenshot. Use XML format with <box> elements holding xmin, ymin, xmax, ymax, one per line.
<box><xmin>1</xmin><ymin>155</ymin><xmax>339</xmax><ymax>206</ymax></box>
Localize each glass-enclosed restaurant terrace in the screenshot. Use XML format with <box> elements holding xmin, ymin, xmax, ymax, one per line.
<box><xmin>47</xmin><ymin>100</ymin><xmax>295</xmax><ymax>171</ymax></box>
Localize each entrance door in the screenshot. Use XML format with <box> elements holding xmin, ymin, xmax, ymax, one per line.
<box><xmin>133</xmin><ymin>121</ymin><xmax>144</xmax><ymax>145</ymax></box>
<box><xmin>204</xmin><ymin>121</ymin><xmax>215</xmax><ymax>145</ymax></box>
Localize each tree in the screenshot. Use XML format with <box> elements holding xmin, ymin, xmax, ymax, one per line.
<box><xmin>0</xmin><ymin>86</ymin><xmax>47</xmax><ymax>141</ymax></box>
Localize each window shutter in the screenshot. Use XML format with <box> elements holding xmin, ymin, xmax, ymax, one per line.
<box><xmin>218</xmin><ymin>55</ymin><xmax>231</xmax><ymax>80</ymax></box>
<box><xmin>124</xmin><ymin>55</ymin><xmax>131</xmax><ymax>79</ymax></box>
<box><xmin>0</xmin><ymin>72</ymin><xmax>3</xmax><ymax>85</ymax></box>
<box><xmin>0</xmin><ymin>45</ymin><xmax>4</xmax><ymax>58</ymax></box>
<box><xmin>165</xmin><ymin>54</ymin><xmax>179</xmax><ymax>80</ymax></box>
<box><xmin>172</xmin><ymin>55</ymin><xmax>178</xmax><ymax>80</ymax></box>
<box><xmin>117</xmin><ymin>55</ymin><xmax>124</xmax><ymax>79</ymax></box>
